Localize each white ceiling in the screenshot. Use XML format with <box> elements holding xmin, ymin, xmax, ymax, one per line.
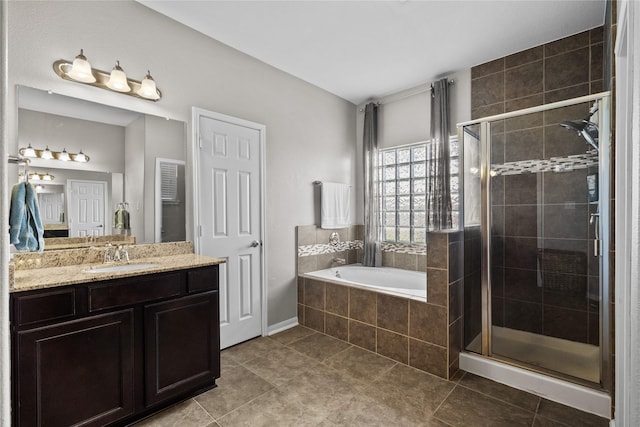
<box><xmin>138</xmin><ymin>0</ymin><xmax>606</xmax><ymax>105</ymax></box>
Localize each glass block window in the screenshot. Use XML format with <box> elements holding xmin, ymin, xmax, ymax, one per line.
<box><xmin>380</xmin><ymin>138</ymin><xmax>459</xmax><ymax>244</ymax></box>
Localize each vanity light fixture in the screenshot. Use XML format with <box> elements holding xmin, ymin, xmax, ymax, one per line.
<box><xmin>66</xmin><ymin>49</ymin><xmax>96</xmax><ymax>83</ymax></box>
<box><xmin>24</xmin><ymin>172</ymin><xmax>55</xmax><ymax>182</ymax></box>
<box><xmin>41</xmin><ymin>146</ymin><xmax>54</xmax><ymax>160</ymax></box>
<box><xmin>18</xmin><ymin>145</ymin><xmax>90</xmax><ymax>163</ymax></box>
<box><xmin>53</xmin><ymin>50</ymin><xmax>162</xmax><ymax>101</ymax></box>
<box><xmin>106</xmin><ymin>60</ymin><xmax>131</xmax><ymax>93</ymax></box>
<box><xmin>58</xmin><ymin>148</ymin><xmax>71</xmax><ymax>162</ymax></box>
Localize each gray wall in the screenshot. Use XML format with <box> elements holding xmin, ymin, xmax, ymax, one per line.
<box><xmin>5</xmin><ymin>0</ymin><xmax>356</xmax><ymax>328</ymax></box>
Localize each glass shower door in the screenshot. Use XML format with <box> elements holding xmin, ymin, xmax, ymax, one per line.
<box><xmin>487</xmin><ymin>99</ymin><xmax>604</xmax><ymax>384</ymax></box>
<box><xmin>460</xmin><ymin>94</ymin><xmax>610</xmax><ymax>388</ymax></box>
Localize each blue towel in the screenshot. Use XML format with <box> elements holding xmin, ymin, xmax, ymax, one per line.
<box><xmin>9</xmin><ymin>182</ymin><xmax>44</xmax><ymax>252</ymax></box>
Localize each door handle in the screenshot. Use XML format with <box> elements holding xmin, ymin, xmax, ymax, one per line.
<box><xmin>250</xmin><ymin>240</ymin><xmax>261</xmax><ymax>248</ymax></box>
<box><xmin>97</xmin><ymin>224</ymin><xmax>104</xmax><ymax>228</ymax></box>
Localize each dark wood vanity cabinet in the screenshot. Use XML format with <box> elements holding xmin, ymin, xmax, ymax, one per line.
<box><xmin>10</xmin><ymin>265</ymin><xmax>220</xmax><ymax>427</ymax></box>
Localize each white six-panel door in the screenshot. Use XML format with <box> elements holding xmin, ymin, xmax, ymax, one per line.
<box><xmin>196</xmin><ymin>111</ymin><xmax>264</xmax><ymax>349</ymax></box>
<box><xmin>67</xmin><ymin>180</ymin><xmax>107</xmax><ymax>237</ymax></box>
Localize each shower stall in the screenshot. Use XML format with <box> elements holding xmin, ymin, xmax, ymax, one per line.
<box><xmin>458</xmin><ymin>93</ymin><xmax>611</xmax><ymax>413</ymax></box>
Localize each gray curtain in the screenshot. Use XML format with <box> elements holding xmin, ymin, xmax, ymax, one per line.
<box><xmin>363</xmin><ymin>102</ymin><xmax>382</xmax><ymax>267</ymax></box>
<box><xmin>427</xmin><ymin>78</ymin><xmax>453</xmax><ymax>229</ymax></box>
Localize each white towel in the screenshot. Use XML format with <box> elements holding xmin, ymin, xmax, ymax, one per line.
<box><xmin>321</xmin><ymin>182</ymin><xmax>351</xmax><ymax>229</ymax></box>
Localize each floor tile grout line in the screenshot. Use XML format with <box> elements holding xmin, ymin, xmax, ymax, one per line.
<box><xmin>190</xmin><ymin>398</ymin><xmax>217</xmax><ymax>426</ymax></box>
<box><xmin>430</xmin><ymin>380</ymin><xmax>460</xmax><ymax>417</ymax></box>
<box><xmin>455</xmin><ymin>382</ymin><xmax>539</xmax><ymax>415</ymax></box>
<box><xmin>207</xmin><ymin>382</ymin><xmax>279</xmax><ymax>422</ymax></box>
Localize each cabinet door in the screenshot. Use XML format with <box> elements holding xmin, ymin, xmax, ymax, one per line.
<box><xmin>15</xmin><ymin>309</ymin><xmax>135</xmax><ymax>427</ymax></box>
<box><xmin>144</xmin><ymin>291</ymin><xmax>220</xmax><ymax>407</ymax></box>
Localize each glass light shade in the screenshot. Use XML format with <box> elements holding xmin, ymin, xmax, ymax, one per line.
<box><xmin>74</xmin><ymin>150</ymin><xmax>89</xmax><ymax>163</ymax></box>
<box><xmin>42</xmin><ymin>173</ymin><xmax>54</xmax><ymax>181</ymax></box>
<box><xmin>29</xmin><ymin>173</ymin><xmax>40</xmax><ymax>181</ymax></box>
<box><xmin>137</xmin><ymin>71</ymin><xmax>159</xmax><ymax>100</ymax></box>
<box><xmin>67</xmin><ymin>50</ymin><xmax>96</xmax><ymax>83</ymax></box>
<box><xmin>21</xmin><ymin>144</ymin><xmax>36</xmax><ymax>158</ymax></box>
<box><xmin>59</xmin><ymin>148</ymin><xmax>70</xmax><ymax>161</ymax></box>
<box><xmin>106</xmin><ymin>61</ymin><xmax>131</xmax><ymax>92</ymax></box>
<box><xmin>41</xmin><ymin>146</ymin><xmax>54</xmax><ymax>160</ymax></box>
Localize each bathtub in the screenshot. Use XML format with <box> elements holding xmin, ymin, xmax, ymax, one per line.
<box><xmin>303</xmin><ymin>263</ymin><xmax>427</xmax><ymax>301</ymax></box>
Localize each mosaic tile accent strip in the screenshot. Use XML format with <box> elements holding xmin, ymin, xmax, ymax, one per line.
<box><xmin>381</xmin><ymin>241</ymin><xmax>427</xmax><ymax>255</ymax></box>
<box><xmin>298</xmin><ymin>240</ymin><xmax>426</xmax><ymax>257</ymax></box>
<box><xmin>298</xmin><ymin>240</ymin><xmax>362</xmax><ymax>257</ymax></box>
<box><xmin>491</xmin><ymin>151</ymin><xmax>598</xmax><ymax>176</ymax></box>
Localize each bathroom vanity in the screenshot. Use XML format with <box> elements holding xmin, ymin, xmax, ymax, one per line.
<box><xmin>9</xmin><ymin>242</ymin><xmax>223</xmax><ymax>427</ymax></box>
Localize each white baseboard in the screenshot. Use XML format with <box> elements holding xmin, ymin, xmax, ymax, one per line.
<box><xmin>460</xmin><ymin>352</ymin><xmax>611</xmax><ymax>419</ymax></box>
<box><xmin>267</xmin><ymin>317</ymin><xmax>298</xmax><ymax>336</ymax></box>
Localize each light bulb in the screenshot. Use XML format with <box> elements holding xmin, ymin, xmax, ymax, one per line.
<box><xmin>29</xmin><ymin>173</ymin><xmax>40</xmax><ymax>181</ymax></box>
<box><xmin>41</xmin><ymin>146</ymin><xmax>54</xmax><ymax>160</ymax></box>
<box><xmin>137</xmin><ymin>70</ymin><xmax>160</xmax><ymax>100</ymax></box>
<box><xmin>58</xmin><ymin>148</ymin><xmax>70</xmax><ymax>161</ymax></box>
<box><xmin>42</xmin><ymin>173</ymin><xmax>53</xmax><ymax>181</ymax></box>
<box><xmin>67</xmin><ymin>49</ymin><xmax>96</xmax><ymax>83</ymax></box>
<box><xmin>106</xmin><ymin>60</ymin><xmax>131</xmax><ymax>92</ymax></box>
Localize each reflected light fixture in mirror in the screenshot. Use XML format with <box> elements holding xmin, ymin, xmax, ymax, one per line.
<box><xmin>19</xmin><ymin>145</ymin><xmax>90</xmax><ymax>162</ymax></box>
<box><xmin>53</xmin><ymin>50</ymin><xmax>162</xmax><ymax>101</ymax></box>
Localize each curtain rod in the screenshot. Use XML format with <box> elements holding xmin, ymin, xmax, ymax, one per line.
<box><xmin>359</xmin><ymin>79</ymin><xmax>454</xmax><ymax>112</ymax></box>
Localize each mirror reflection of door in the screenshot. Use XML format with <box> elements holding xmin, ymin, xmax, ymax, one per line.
<box><xmin>67</xmin><ymin>179</ymin><xmax>107</xmax><ymax>237</ymax></box>
<box><xmin>155</xmin><ymin>158</ymin><xmax>186</xmax><ymax>242</ymax></box>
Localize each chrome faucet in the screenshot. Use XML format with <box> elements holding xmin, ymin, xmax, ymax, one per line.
<box><xmin>103</xmin><ymin>243</ymin><xmax>114</xmax><ymax>263</ymax></box>
<box><xmin>113</xmin><ymin>245</ymin><xmax>130</xmax><ymax>263</ymax></box>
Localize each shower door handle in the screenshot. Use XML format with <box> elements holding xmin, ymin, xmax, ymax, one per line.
<box><xmin>590</xmin><ymin>212</ymin><xmax>600</xmax><ymax>257</ymax></box>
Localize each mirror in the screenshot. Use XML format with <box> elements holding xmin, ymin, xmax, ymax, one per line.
<box><xmin>13</xmin><ymin>85</ymin><xmax>187</xmax><ymax>248</ymax></box>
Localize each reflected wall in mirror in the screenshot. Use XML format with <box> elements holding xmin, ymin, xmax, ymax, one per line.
<box><xmin>13</xmin><ymin>85</ymin><xmax>187</xmax><ymax>248</ymax></box>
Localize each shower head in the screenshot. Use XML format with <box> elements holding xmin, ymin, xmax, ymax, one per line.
<box><xmin>560</xmin><ymin>119</ymin><xmax>599</xmax><ymax>152</ymax></box>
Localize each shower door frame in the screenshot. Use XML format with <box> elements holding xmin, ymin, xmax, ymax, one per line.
<box><xmin>459</xmin><ymin>92</ymin><xmax>612</xmax><ymax>391</ymax></box>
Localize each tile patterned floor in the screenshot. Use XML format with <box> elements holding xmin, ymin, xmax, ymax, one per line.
<box><xmin>133</xmin><ymin>326</ymin><xmax>610</xmax><ymax>427</ymax></box>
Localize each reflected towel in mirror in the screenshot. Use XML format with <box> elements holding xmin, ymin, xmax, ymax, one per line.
<box><xmin>9</xmin><ymin>182</ymin><xmax>44</xmax><ymax>252</ymax></box>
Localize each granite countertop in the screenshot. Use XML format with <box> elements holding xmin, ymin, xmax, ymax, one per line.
<box><xmin>11</xmin><ymin>253</ymin><xmax>225</xmax><ymax>293</ymax></box>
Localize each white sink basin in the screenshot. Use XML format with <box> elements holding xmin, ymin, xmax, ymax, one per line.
<box><xmin>84</xmin><ymin>263</ymin><xmax>159</xmax><ymax>274</ymax></box>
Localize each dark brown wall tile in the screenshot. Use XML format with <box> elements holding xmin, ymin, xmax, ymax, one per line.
<box><xmin>326</xmin><ymin>313</ymin><xmax>348</xmax><ymax>341</ymax></box>
<box><xmin>504</xmin><ymin>300</ymin><xmax>542</xmax><ymax>334</ymax></box>
<box><xmin>504</xmin><ymin>237</ymin><xmax>539</xmax><ymax>270</ymax></box>
<box><xmin>504</xmin><ymin>205</ymin><xmax>540</xmax><ymax>239</ymax></box>
<box><xmin>449</xmin><ymin>241</ymin><xmax>463</xmax><ymax>283</ymax></box>
<box><xmin>504</xmin><ymin>127</ymin><xmax>544</xmax><ymax>162</ymax></box>
<box><xmin>545</xmin><ymin>84</ymin><xmax>590</xmax><ymax>104</ymax></box>
<box><xmin>449</xmin><ymin>280</ymin><xmax>463</xmax><ymax>323</ymax></box>
<box><xmin>472</xmin><ymin>72</ymin><xmax>505</xmax><ymax>109</ymax></box>
<box><xmin>591</xmin><ymin>42</ymin><xmax>604</xmax><ymax>81</ymax></box>
<box><xmin>305</xmin><ymin>279</ymin><xmax>325</xmax><ymax>309</ymax></box>
<box><xmin>326</xmin><ymin>282</ymin><xmax>348</xmax><ymax>316</ymax></box>
<box><xmin>305</xmin><ymin>306</ymin><xmax>325</xmax><ymax>332</ymax></box>
<box><xmin>590</xmin><ymin>26</ymin><xmax>604</xmax><ymax>44</ymax></box>
<box><xmin>506</xmin><ymin>46</ymin><xmax>543</xmax><ymax>69</ymax></box>
<box><xmin>472</xmin><ymin>57</ymin><xmax>504</xmax><ymax>79</ymax></box>
<box><xmin>349</xmin><ymin>320</ymin><xmax>376</xmax><ymax>351</ymax></box>
<box><xmin>377</xmin><ymin>329</ymin><xmax>408</xmax><ymax>364</ymax></box>
<box><xmin>505</xmin><ymin>61</ymin><xmax>543</xmax><ymax>100</ymax></box>
<box><xmin>505</xmin><ymin>94</ymin><xmax>545</xmax><ymax>113</ymax></box>
<box><xmin>543</xmin><ymin>170</ymin><xmax>588</xmax><ymax>204</ymax></box>
<box><xmin>349</xmin><ymin>288</ymin><xmax>377</xmax><ymax>325</ymax></box>
<box><xmin>504</xmin><ymin>112</ymin><xmax>543</xmax><ymax>132</ymax></box>
<box><xmin>543</xmin><ymin>102</ymin><xmax>591</xmax><ymax>125</ymax></box>
<box><xmin>377</xmin><ymin>293</ymin><xmax>408</xmax><ymax>334</ymax></box>
<box><xmin>545</xmin><ymin>30</ymin><xmax>590</xmax><ymax>56</ymax></box>
<box><xmin>298</xmin><ymin>303</ymin><xmax>304</xmax><ymax>325</ymax></box>
<box><xmin>427</xmin><ymin>233</ymin><xmax>448</xmax><ymax>269</ymax></box>
<box><xmin>543</xmin><ymin>305</ymin><xmax>588</xmax><ymax>343</ymax></box>
<box><xmin>545</xmin><ymin>47</ymin><xmax>590</xmax><ymax>92</ymax></box>
<box><xmin>504</xmin><ymin>174</ymin><xmax>539</xmax><ymax>205</ymax></box>
<box><xmin>395</xmin><ymin>253</ymin><xmax>418</xmax><ymax>271</ymax></box>
<box><xmin>544</xmin><ymin>204</ymin><xmax>588</xmax><ymax>240</ymax></box>
<box><xmin>298</xmin><ymin>277</ymin><xmax>305</xmax><ymax>304</ymax></box>
<box><xmin>409</xmin><ymin>301</ymin><xmax>447</xmax><ymax>346</ymax></box>
<box><xmin>427</xmin><ymin>268</ymin><xmax>448</xmax><ymax>307</ymax></box>
<box><xmin>504</xmin><ymin>268</ymin><xmax>542</xmax><ymax>303</ymax></box>
<box><xmin>472</xmin><ymin>103</ymin><xmax>505</xmax><ymax>120</ymax></box>
<box><xmin>544</xmin><ymin>125</ymin><xmax>592</xmax><ymax>158</ymax></box>
<box><xmin>409</xmin><ymin>339</ymin><xmax>448</xmax><ymax>379</ymax></box>
<box><xmin>449</xmin><ymin>317</ymin><xmax>463</xmax><ymax>366</ymax></box>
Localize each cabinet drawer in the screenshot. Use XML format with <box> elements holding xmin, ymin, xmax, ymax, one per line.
<box><xmin>13</xmin><ymin>288</ymin><xmax>76</xmax><ymax>327</ymax></box>
<box><xmin>89</xmin><ymin>272</ymin><xmax>183</xmax><ymax>311</ymax></box>
<box><xmin>187</xmin><ymin>266</ymin><xmax>219</xmax><ymax>294</ymax></box>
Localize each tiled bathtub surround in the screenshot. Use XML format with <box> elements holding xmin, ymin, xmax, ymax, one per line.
<box><xmin>297</xmin><ymin>230</ymin><xmax>463</xmax><ymax>380</ymax></box>
<box><xmin>296</xmin><ymin>224</ymin><xmax>427</xmax><ymax>273</ymax></box>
